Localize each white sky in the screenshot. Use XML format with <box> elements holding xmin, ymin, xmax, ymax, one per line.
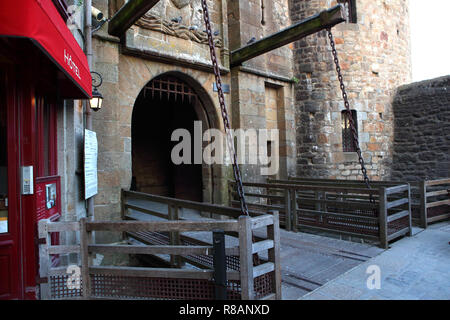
<box><xmin>410</xmin><ymin>0</ymin><xmax>450</xmax><ymax>82</ymax></box>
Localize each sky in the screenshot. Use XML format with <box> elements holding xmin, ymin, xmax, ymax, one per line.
<box><xmin>410</xmin><ymin>0</ymin><xmax>450</xmax><ymax>82</ymax></box>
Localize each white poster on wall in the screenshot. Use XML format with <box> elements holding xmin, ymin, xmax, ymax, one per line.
<box><xmin>84</xmin><ymin>129</ymin><xmax>98</xmax><ymax>199</ymax></box>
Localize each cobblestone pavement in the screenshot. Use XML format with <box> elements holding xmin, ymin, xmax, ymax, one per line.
<box><xmin>301</xmin><ymin>221</ymin><xmax>450</xmax><ymax>300</ymax></box>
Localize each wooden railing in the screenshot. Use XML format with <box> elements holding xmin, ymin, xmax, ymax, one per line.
<box><xmin>38</xmin><ymin>193</ymin><xmax>281</xmax><ymax>300</ymax></box>
<box><xmin>285</xmin><ymin>177</ymin><xmax>449</xmax><ymax>229</ymax></box>
<box><xmin>415</xmin><ymin>178</ymin><xmax>450</xmax><ymax>228</ymax></box>
<box><xmin>229</xmin><ymin>179</ymin><xmax>412</xmax><ymax>248</ymax></box>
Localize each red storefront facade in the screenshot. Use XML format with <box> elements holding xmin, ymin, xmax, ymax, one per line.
<box><xmin>0</xmin><ymin>0</ymin><xmax>91</xmax><ymax>299</ymax></box>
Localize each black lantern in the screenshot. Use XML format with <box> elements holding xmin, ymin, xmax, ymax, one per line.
<box><xmin>90</xmin><ymin>71</ymin><xmax>103</xmax><ymax>112</ymax></box>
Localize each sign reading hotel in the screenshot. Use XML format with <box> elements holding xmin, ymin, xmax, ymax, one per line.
<box><xmin>84</xmin><ymin>129</ymin><xmax>98</xmax><ymax>199</ymax></box>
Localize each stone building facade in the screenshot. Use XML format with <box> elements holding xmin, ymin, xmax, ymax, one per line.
<box><xmin>291</xmin><ymin>0</ymin><xmax>411</xmax><ymax>180</ymax></box>
<box><xmin>87</xmin><ymin>0</ymin><xmax>415</xmax><ymax>242</ymax></box>
<box><xmin>90</xmin><ymin>0</ymin><xmax>295</xmax><ymax>238</ymax></box>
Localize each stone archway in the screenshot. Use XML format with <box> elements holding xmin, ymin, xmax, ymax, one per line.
<box><xmin>131</xmin><ymin>72</ymin><xmax>218</xmax><ymax>203</ymax></box>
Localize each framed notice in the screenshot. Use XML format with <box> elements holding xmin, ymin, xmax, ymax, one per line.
<box><xmin>84</xmin><ymin>129</ymin><xmax>98</xmax><ymax>199</ymax></box>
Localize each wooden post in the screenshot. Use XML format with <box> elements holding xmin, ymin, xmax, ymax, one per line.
<box><xmin>120</xmin><ymin>189</ymin><xmax>128</xmax><ymax>241</ymax></box>
<box><xmin>419</xmin><ymin>180</ymin><xmax>428</xmax><ymax>229</ymax></box>
<box><xmin>230</xmin><ymin>5</ymin><xmax>346</xmax><ymax>66</ymax></box>
<box><xmin>213</xmin><ymin>230</ymin><xmax>227</xmax><ymax>300</ymax></box>
<box><xmin>108</xmin><ymin>0</ymin><xmax>160</xmax><ymax>37</ymax></box>
<box><xmin>268</xmin><ymin>211</ymin><xmax>282</xmax><ymax>300</ymax></box>
<box><xmin>168</xmin><ymin>205</ymin><xmax>182</xmax><ymax>267</ymax></box>
<box><xmin>284</xmin><ymin>189</ymin><xmax>291</xmax><ymax>231</ymax></box>
<box><xmin>407</xmin><ymin>184</ymin><xmax>413</xmax><ymax>236</ymax></box>
<box><xmin>38</xmin><ymin>219</ymin><xmax>51</xmax><ymax>299</ymax></box>
<box><xmin>291</xmin><ymin>189</ymin><xmax>298</xmax><ymax>232</ymax></box>
<box><xmin>378</xmin><ymin>188</ymin><xmax>388</xmax><ymax>249</ymax></box>
<box><xmin>238</xmin><ymin>215</ymin><xmax>254</xmax><ymax>300</ymax></box>
<box><xmin>80</xmin><ymin>218</ymin><xmax>91</xmax><ymax>299</ymax></box>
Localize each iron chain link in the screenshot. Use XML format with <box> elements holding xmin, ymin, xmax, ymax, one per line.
<box><xmin>201</xmin><ymin>0</ymin><xmax>249</xmax><ymax>215</ymax></box>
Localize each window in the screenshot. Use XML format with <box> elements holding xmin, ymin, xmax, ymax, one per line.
<box><xmin>341</xmin><ymin>110</ymin><xmax>358</xmax><ymax>152</ymax></box>
<box><xmin>338</xmin><ymin>0</ymin><xmax>357</xmax><ymax>24</ymax></box>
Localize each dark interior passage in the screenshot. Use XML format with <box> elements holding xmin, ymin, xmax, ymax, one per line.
<box><xmin>131</xmin><ymin>78</ymin><xmax>203</xmax><ymax>202</ymax></box>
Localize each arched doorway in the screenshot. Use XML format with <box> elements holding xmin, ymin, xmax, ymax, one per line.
<box><xmin>131</xmin><ymin>74</ymin><xmax>214</xmax><ymax>202</ymax></box>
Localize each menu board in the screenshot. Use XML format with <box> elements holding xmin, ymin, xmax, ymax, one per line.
<box><xmin>84</xmin><ymin>129</ymin><xmax>98</xmax><ymax>199</ymax></box>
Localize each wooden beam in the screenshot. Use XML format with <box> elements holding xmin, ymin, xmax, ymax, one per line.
<box><xmin>230</xmin><ymin>4</ymin><xmax>346</xmax><ymax>67</ymax></box>
<box><xmin>108</xmin><ymin>0</ymin><xmax>160</xmax><ymax>37</ymax></box>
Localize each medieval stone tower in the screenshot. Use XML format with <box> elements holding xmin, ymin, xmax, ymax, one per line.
<box><xmin>291</xmin><ymin>0</ymin><xmax>411</xmax><ymax>180</ymax></box>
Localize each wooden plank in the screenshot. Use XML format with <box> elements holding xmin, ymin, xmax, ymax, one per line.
<box><xmin>426</xmin><ymin>199</ymin><xmax>450</xmax><ymax>208</ymax></box>
<box><xmin>425</xmin><ymin>178</ymin><xmax>450</xmax><ymax>186</ymax></box>
<box><xmin>88</xmin><ymin>244</ymin><xmax>213</xmax><ymax>256</ymax></box>
<box><xmin>253</xmin><ymin>262</ymin><xmax>274</xmax><ymax>278</ymax></box>
<box><xmin>386</xmin><ymin>198</ymin><xmax>409</xmax><ymax>209</ymax></box>
<box><xmin>243</xmin><ymin>181</ymin><xmax>379</xmax><ymax>195</ymax></box>
<box><xmin>239</xmin><ymin>216</ymin><xmax>254</xmax><ymax>300</ymax></box>
<box><xmin>125</xmin><ymin>203</ymin><xmax>169</xmax><ymax>220</ymax></box>
<box><xmin>386</xmin><ymin>184</ymin><xmax>409</xmax><ymax>195</ymax></box>
<box><xmin>38</xmin><ymin>219</ymin><xmax>51</xmax><ymax>299</ymax></box>
<box><xmin>86</xmin><ymin>220</ymin><xmax>239</xmax><ymax>232</ymax></box>
<box><xmin>108</xmin><ymin>0</ymin><xmax>160</xmax><ymax>37</ymax></box>
<box><xmin>48</xmin><ymin>245</ymin><xmax>80</xmax><ymax>255</ymax></box>
<box><xmin>378</xmin><ymin>188</ymin><xmax>388</xmax><ymax>249</ymax></box>
<box><xmin>260</xmin><ymin>293</ymin><xmax>276</xmax><ymax>300</ymax></box>
<box><xmin>267</xmin><ymin>211</ymin><xmax>282</xmax><ymax>300</ymax></box>
<box><xmin>407</xmin><ymin>184</ymin><xmax>413</xmax><ymax>236</ymax></box>
<box><xmin>291</xmin><ymin>189</ymin><xmax>298</xmax><ymax>232</ymax></box>
<box><xmin>48</xmin><ymin>266</ymin><xmax>81</xmax><ymax>276</ymax></box>
<box><xmin>427</xmin><ymin>213</ymin><xmax>450</xmax><ymax>223</ymax></box>
<box><xmin>252</xmin><ymin>240</ymin><xmax>274</xmax><ymax>254</ymax></box>
<box><xmin>79</xmin><ymin>218</ymin><xmax>91</xmax><ymax>299</ymax></box>
<box><xmin>387</xmin><ymin>228</ymin><xmax>409</xmax><ymax>242</ymax></box>
<box><xmin>284</xmin><ymin>189</ymin><xmax>292</xmax><ymax>231</ymax></box>
<box><xmin>124</xmin><ymin>190</ymin><xmax>246</xmax><ymax>218</ymax></box>
<box><xmin>251</xmin><ymin>215</ymin><xmax>274</xmax><ymax>229</ymax></box>
<box><xmin>386</xmin><ymin>210</ymin><xmax>410</xmax><ymax>223</ymax></box>
<box><xmin>231</xmin><ymin>5</ymin><xmax>345</xmax><ymax>66</ymax></box>
<box><xmin>419</xmin><ymin>181</ymin><xmax>428</xmax><ymax>228</ymax></box>
<box><xmin>47</xmin><ymin>221</ymin><xmax>80</xmax><ymax>232</ymax></box>
<box><xmin>426</xmin><ymin>190</ymin><xmax>449</xmax><ymax>197</ymax></box>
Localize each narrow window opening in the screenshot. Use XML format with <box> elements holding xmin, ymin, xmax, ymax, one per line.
<box><xmin>342</xmin><ymin>110</ymin><xmax>358</xmax><ymax>152</ymax></box>
<box><xmin>338</xmin><ymin>0</ymin><xmax>357</xmax><ymax>24</ymax></box>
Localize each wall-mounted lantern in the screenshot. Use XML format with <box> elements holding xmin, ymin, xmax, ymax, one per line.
<box><xmin>90</xmin><ymin>71</ymin><xmax>103</xmax><ymax>112</ymax></box>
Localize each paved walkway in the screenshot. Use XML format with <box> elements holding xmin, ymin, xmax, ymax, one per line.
<box><xmin>301</xmin><ymin>221</ymin><xmax>450</xmax><ymax>300</ymax></box>
<box><xmin>126</xmin><ymin>198</ymin><xmax>384</xmax><ymax>299</ymax></box>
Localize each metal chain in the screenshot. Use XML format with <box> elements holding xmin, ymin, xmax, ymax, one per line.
<box><xmin>327</xmin><ymin>28</ymin><xmax>375</xmax><ymax>203</ymax></box>
<box><xmin>201</xmin><ymin>0</ymin><xmax>249</xmax><ymax>216</ymax></box>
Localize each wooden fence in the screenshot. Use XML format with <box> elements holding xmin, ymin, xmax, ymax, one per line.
<box><xmin>38</xmin><ymin>193</ymin><xmax>281</xmax><ymax>300</ymax></box>
<box><xmin>229</xmin><ymin>179</ymin><xmax>412</xmax><ymax>248</ymax></box>
<box><xmin>285</xmin><ymin>177</ymin><xmax>449</xmax><ymax>228</ymax></box>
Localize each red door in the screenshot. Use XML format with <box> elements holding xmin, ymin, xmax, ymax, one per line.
<box><xmin>0</xmin><ymin>66</ymin><xmax>21</xmax><ymax>299</ymax></box>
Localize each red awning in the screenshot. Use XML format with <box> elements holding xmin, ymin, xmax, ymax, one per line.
<box><xmin>0</xmin><ymin>0</ymin><xmax>92</xmax><ymax>98</ymax></box>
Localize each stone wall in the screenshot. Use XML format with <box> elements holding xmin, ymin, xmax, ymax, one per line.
<box><xmin>391</xmin><ymin>76</ymin><xmax>450</xmax><ymax>181</ymax></box>
<box><xmin>291</xmin><ymin>0</ymin><xmax>411</xmax><ymax>180</ymax></box>
<box><xmin>228</xmin><ymin>0</ymin><xmax>296</xmax><ymax>182</ymax></box>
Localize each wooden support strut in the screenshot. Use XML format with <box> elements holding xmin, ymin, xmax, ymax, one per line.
<box><xmin>230</xmin><ymin>4</ymin><xmax>346</xmax><ymax>67</ymax></box>
<box><xmin>108</xmin><ymin>0</ymin><xmax>160</xmax><ymax>37</ymax></box>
